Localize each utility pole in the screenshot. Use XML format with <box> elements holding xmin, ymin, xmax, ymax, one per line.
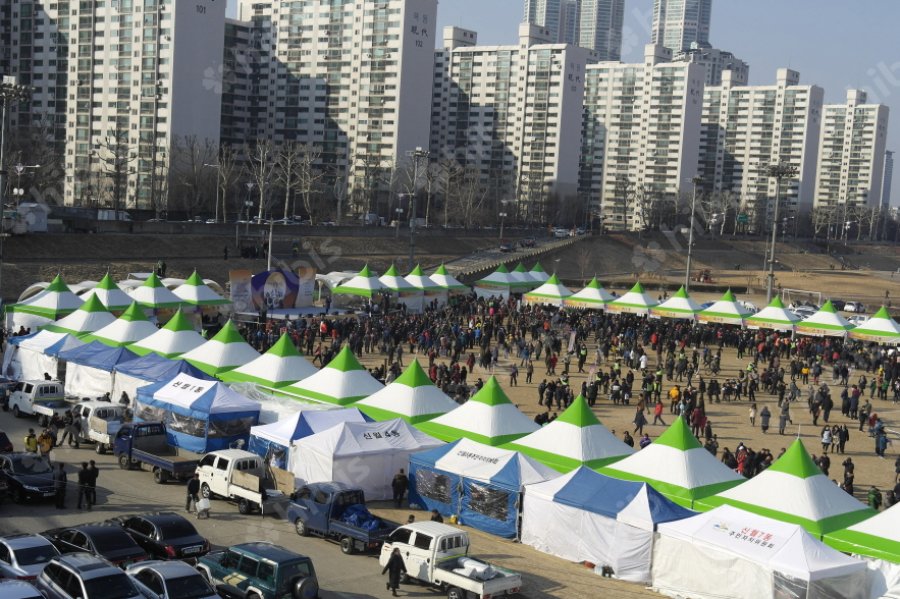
<box><xmin>406</xmin><ymin>147</ymin><xmax>429</xmax><ymax>272</ymax></box>
<box><xmin>684</xmin><ymin>176</ymin><xmax>701</xmax><ymax>292</ymax></box>
<box><xmin>0</xmin><ymin>78</ymin><xmax>32</xmax><ymax>211</ymax></box>
<box><xmin>765</xmin><ymin>163</ymin><xmax>798</xmax><ymax>303</ymax></box>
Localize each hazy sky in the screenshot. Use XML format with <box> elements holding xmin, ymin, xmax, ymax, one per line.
<box><xmin>436</xmin><ymin>0</ymin><xmax>900</xmax><ymax>205</ymax></box>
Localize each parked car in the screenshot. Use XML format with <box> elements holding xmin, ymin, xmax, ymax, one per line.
<box><xmin>830</xmin><ymin>299</ymin><xmax>846</xmax><ymax>311</ymax></box>
<box><xmin>0</xmin><ymin>453</ymin><xmax>56</xmax><ymax>504</ymax></box>
<box><xmin>0</xmin><ymin>533</ymin><xmax>60</xmax><ymax>580</ymax></box>
<box><xmin>0</xmin><ymin>580</ymin><xmax>45</xmax><ymax>599</ymax></box>
<box><xmin>43</xmin><ymin>525</ymin><xmax>149</xmax><ymax>569</ymax></box>
<box><xmin>845</xmin><ymin>301</ymin><xmax>867</xmax><ymax>313</ymax></box>
<box><xmin>498</xmin><ymin>242</ymin><xmax>514</xmax><ymax>253</ymax></box>
<box><xmin>128</xmin><ymin>560</ymin><xmax>217</xmax><ymax>599</ymax></box>
<box><xmin>552</xmin><ymin>227</ymin><xmax>569</xmax><ymax>238</ymax></box>
<box><xmin>519</xmin><ymin>237</ymin><xmax>536</xmax><ymax>248</ymax></box>
<box><xmin>196</xmin><ymin>542</ymin><xmax>318</xmax><ymax>599</ymax></box>
<box><xmin>0</xmin><ymin>430</ymin><xmax>13</xmax><ymax>453</ymax></box>
<box><xmin>35</xmin><ymin>553</ymin><xmax>147</xmax><ymax>599</ymax></box>
<box><xmin>114</xmin><ymin>513</ymin><xmax>209</xmax><ymax>561</ymax></box>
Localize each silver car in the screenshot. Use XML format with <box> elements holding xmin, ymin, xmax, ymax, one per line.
<box><xmin>0</xmin><ymin>580</ymin><xmax>46</xmax><ymax>599</ymax></box>
<box><xmin>128</xmin><ymin>560</ymin><xmax>218</xmax><ymax>599</ymax></box>
<box><xmin>0</xmin><ymin>533</ymin><xmax>60</xmax><ymax>580</ymax></box>
<box><xmin>34</xmin><ymin>553</ymin><xmax>148</xmax><ymax>599</ymax></box>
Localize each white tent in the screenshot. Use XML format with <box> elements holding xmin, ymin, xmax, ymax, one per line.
<box><xmin>849</xmin><ymin>306</ymin><xmax>900</xmax><ymax>344</ymax></box>
<box><xmin>179</xmin><ymin>320</ymin><xmax>260</xmax><ymax>377</ymax></box>
<box><xmin>429</xmin><ymin>264</ymin><xmax>468</xmax><ymax>293</ymax></box>
<box><xmin>248</xmin><ymin>407</ymin><xmax>367</xmax><ymax>467</ymax></box>
<box><xmin>127</xmin><ymin>272</ymin><xmax>184</xmax><ymax>310</ymax></box>
<box><xmin>797</xmin><ymin>300</ymin><xmax>855</xmax><ymax>337</ymax></box>
<box><xmin>42</xmin><ymin>295</ymin><xmax>116</xmax><ymax>336</ymax></box>
<box><xmin>528</xmin><ymin>262</ymin><xmax>551</xmax><ymax>284</ymax></box>
<box><xmin>171</xmin><ymin>271</ymin><xmax>230</xmax><ymax>307</ymax></box>
<box><xmin>129</xmin><ymin>309</ymin><xmax>206</xmax><ymax>359</ymax></box>
<box><xmin>564</xmin><ymin>278</ymin><xmax>614</xmax><ymax>310</ymax></box>
<box><xmin>697</xmin><ymin>289</ymin><xmax>754</xmax><ymax>326</ymax></box>
<box><xmin>332</xmin><ymin>264</ymin><xmax>387</xmax><ymax>301</ymax></box>
<box><xmin>289</xmin><ymin>419</ymin><xmax>443</xmax><ymax>500</ymax></box>
<box><xmin>219</xmin><ymin>332</ymin><xmax>317</xmax><ymax>388</ymax></box>
<box><xmin>651</xmin><ymin>505</ymin><xmax>869</xmax><ymax>599</ymax></box>
<box><xmin>746</xmin><ymin>296</ymin><xmax>801</xmax><ymax>331</ymax></box>
<box><xmin>606</xmin><ymin>282</ymin><xmax>658</xmax><ymax>315</ymax></box>
<box><xmin>283</xmin><ymin>345</ymin><xmax>383</xmax><ymax>406</ymax></box>
<box><xmin>7</xmin><ymin>274</ymin><xmax>84</xmax><ymax>330</ymax></box>
<box><xmin>79</xmin><ymin>273</ymin><xmax>135</xmax><ymax>311</ymax></box>
<box><xmin>405</xmin><ymin>265</ymin><xmax>448</xmax><ymax>307</ymax></box>
<box><xmin>2</xmin><ymin>330</ymin><xmax>84</xmax><ymax>381</ymax></box>
<box><xmin>379</xmin><ymin>265</ymin><xmax>424</xmax><ymax>312</ymax></box>
<box><xmin>355</xmin><ymin>360</ymin><xmax>457</xmax><ymax>424</ymax></box>
<box><xmin>84</xmin><ymin>302</ymin><xmax>159</xmax><ymax>347</ymax></box>
<box><xmin>522</xmin><ymin>467</ymin><xmax>694</xmax><ymax>583</ymax></box>
<box><xmin>522</xmin><ymin>274</ymin><xmax>572</xmax><ymax>307</ymax></box>
<box><xmin>651</xmin><ymin>286</ymin><xmax>702</xmax><ymax>320</ymax></box>
<box><xmin>473</xmin><ymin>264</ymin><xmax>515</xmax><ymax>299</ymax></box>
<box><xmin>825</xmin><ymin>504</ymin><xmax>900</xmax><ymax>599</ymax></box>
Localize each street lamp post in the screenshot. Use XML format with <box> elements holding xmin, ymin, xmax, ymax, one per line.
<box><xmin>395</xmin><ymin>202</ymin><xmax>404</xmax><ymax>239</ymax></box>
<box><xmin>203</xmin><ymin>163</ymin><xmax>220</xmax><ymax>223</ymax></box>
<box><xmin>406</xmin><ymin>147</ymin><xmax>429</xmax><ymax>271</ymax></box>
<box><xmin>499</xmin><ymin>211</ymin><xmax>507</xmax><ymax>240</ymax></box>
<box><xmin>0</xmin><ymin>78</ymin><xmax>32</xmax><ymax>210</ymax></box>
<box><xmin>764</xmin><ymin>163</ymin><xmax>798</xmax><ymax>303</ymax></box>
<box><xmin>684</xmin><ymin>176</ymin><xmax>701</xmax><ymax>292</ymax></box>
<box><xmin>12</xmin><ymin>163</ymin><xmax>40</xmax><ymax>207</ymax></box>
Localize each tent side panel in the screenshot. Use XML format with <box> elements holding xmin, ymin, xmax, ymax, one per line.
<box><xmin>65</xmin><ymin>363</ymin><xmax>113</xmax><ymax>399</ymax></box>
<box><xmin>408</xmin><ymin>462</ymin><xmax>460</xmax><ymax>517</ymax></box>
<box><xmin>459</xmin><ymin>478</ymin><xmax>518</xmax><ymax>538</ymax></box>
<box><xmin>521</xmin><ymin>493</ymin><xmax>585</xmax><ymax>563</ymax></box>
<box><xmin>112</xmin><ymin>372</ymin><xmax>153</xmax><ymax>406</ymax></box>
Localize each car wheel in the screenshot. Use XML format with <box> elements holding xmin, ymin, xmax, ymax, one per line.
<box><xmin>447</xmin><ymin>587</ymin><xmax>465</xmax><ymax>599</ymax></box>
<box><xmin>247</xmin><ymin>593</ymin><xmax>262</xmax><ymax>599</ymax></box>
<box><xmin>238</xmin><ymin>498</ymin><xmax>253</xmax><ymax>514</ymax></box>
<box><xmin>294</xmin><ymin>518</ymin><xmax>308</xmax><ymax>537</ymax></box>
<box><xmin>153</xmin><ymin>468</ymin><xmax>169</xmax><ymax>484</ymax></box>
<box><xmin>293</xmin><ymin>577</ymin><xmax>319</xmax><ymax>599</ymax></box>
<box><xmin>12</xmin><ymin>405</ymin><xmax>20</xmax><ymax>418</ymax></box>
<box><xmin>340</xmin><ymin>537</ymin><xmax>355</xmax><ymax>555</ymax></box>
<box><xmin>95</xmin><ymin>443</ymin><xmax>106</xmax><ymax>455</ymax></box>
<box><xmin>200</xmin><ymin>483</ymin><xmax>211</xmax><ymax>499</ymax></box>
<box><xmin>118</xmin><ymin>454</ymin><xmax>132</xmax><ymax>470</ymax></box>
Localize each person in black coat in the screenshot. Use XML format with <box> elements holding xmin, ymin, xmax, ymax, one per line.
<box><xmin>186</xmin><ymin>473</ymin><xmax>201</xmax><ymax>512</ymax></box>
<box><xmin>382</xmin><ymin>548</ymin><xmax>406</xmax><ymax>596</ymax></box>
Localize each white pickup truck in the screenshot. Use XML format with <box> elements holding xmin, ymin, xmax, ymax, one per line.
<box><xmin>196</xmin><ymin>449</ymin><xmax>289</xmax><ymax>515</ymax></box>
<box><xmin>8</xmin><ymin>380</ymin><xmax>70</xmax><ymax>425</ymax></box>
<box><xmin>378</xmin><ymin>522</ymin><xmax>522</xmax><ymax>599</ymax></box>
<box><xmin>72</xmin><ymin>401</ymin><xmax>127</xmax><ymax>454</ymax></box>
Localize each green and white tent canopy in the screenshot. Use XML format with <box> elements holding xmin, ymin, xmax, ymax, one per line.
<box><xmin>796</xmin><ymin>300</ymin><xmax>855</xmax><ymax>338</ymax></box>
<box><xmin>695</xmin><ymin>439</ymin><xmax>874</xmax><ymax>537</ymax></box>
<box><xmin>510</xmin><ymin>263</ymin><xmax>538</xmax><ymax>291</ymax></box>
<box><xmin>564</xmin><ymin>277</ymin><xmax>614</xmax><ymax>310</ymax></box>
<box><xmin>606</xmin><ymin>282</ymin><xmax>658</xmax><ymax>315</ymax></box>
<box><xmin>746</xmin><ymin>296</ymin><xmax>801</xmax><ymax>332</ymax></box>
<box><xmin>528</xmin><ymin>262</ymin><xmax>550</xmax><ymax>284</ymax></box>
<box><xmin>83</xmin><ymin>301</ymin><xmax>159</xmax><ymax>347</ymax></box>
<box><xmin>9</xmin><ymin>274</ymin><xmax>84</xmax><ymax>320</ymax></box>
<box><xmin>80</xmin><ymin>273</ymin><xmax>134</xmax><ymax>311</ymax></box>
<box><xmin>284</xmin><ymin>344</ymin><xmax>384</xmax><ymax>405</ymax></box>
<box><xmin>651</xmin><ymin>286</ymin><xmax>702</xmax><ymax>320</ymax></box>
<box><xmin>601</xmin><ymin>416</ymin><xmax>743</xmax><ymax>508</ymax></box>
<box><xmin>849</xmin><ymin>306</ymin><xmax>900</xmax><ymax>344</ymax></box>
<box><xmin>172</xmin><ymin>271</ymin><xmax>230</xmax><ymax>306</ymax></box>
<box><xmin>355</xmin><ymin>360</ymin><xmax>458</xmax><ymax>424</ymax></box>
<box><xmin>476</xmin><ymin>264</ymin><xmax>515</xmax><ymax>288</ymax></box>
<box><xmin>505</xmin><ymin>395</ymin><xmax>633</xmax><ymax>472</ymax></box>
<box><xmin>429</xmin><ymin>264</ymin><xmax>468</xmax><ymax>292</ymax></box>
<box><xmin>128</xmin><ymin>272</ymin><xmax>184</xmax><ymax>310</ymax></box>
<box><xmin>697</xmin><ymin>289</ymin><xmax>754</xmax><ymax>326</ymax></box>
<box><xmin>43</xmin><ymin>294</ymin><xmax>116</xmax><ymax>336</ymax></box>
<box><xmin>523</xmin><ymin>274</ymin><xmax>573</xmax><ymax>307</ymax></box>
<box><xmin>219</xmin><ymin>332</ymin><xmax>317</xmax><ymax>388</ymax></box>
<box><xmin>332</xmin><ymin>264</ymin><xmax>387</xmax><ymax>299</ymax></box>
<box><xmin>404</xmin><ymin>265</ymin><xmax>444</xmax><ymax>293</ymax></box>
<box><xmin>824</xmin><ymin>503</ymin><xmax>900</xmax><ymax>563</ymax></box>
<box><xmin>129</xmin><ymin>309</ymin><xmax>207</xmax><ymax>358</ymax></box>
<box><xmin>179</xmin><ymin>319</ymin><xmax>260</xmax><ymax>376</ymax></box>
<box><xmin>379</xmin><ymin>265</ymin><xmax>420</xmax><ymax>295</ymax></box>
<box><xmin>417</xmin><ymin>375</ymin><xmax>538</xmax><ymax>446</ymax></box>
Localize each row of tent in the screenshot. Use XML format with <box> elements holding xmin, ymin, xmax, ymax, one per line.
<box><xmin>6</xmin><ymin>271</ymin><xmax>229</xmax><ymax>331</ymax></box>
<box><xmin>522</xmin><ymin>278</ymin><xmax>900</xmax><ymax>344</ymax></box>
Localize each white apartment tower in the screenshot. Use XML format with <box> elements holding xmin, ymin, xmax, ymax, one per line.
<box><xmin>524</xmin><ymin>0</ymin><xmax>565</xmax><ymax>43</ymax></box>
<box><xmin>431</xmin><ymin>24</ymin><xmax>596</xmax><ymax>221</ymax></box>
<box><xmin>524</xmin><ymin>0</ymin><xmax>625</xmax><ymax>60</ymax></box>
<box><xmin>652</xmin><ymin>0</ymin><xmax>712</xmax><ymax>53</ymax></box>
<box><xmin>63</xmin><ymin>0</ymin><xmax>227</xmax><ymax>210</ymax></box>
<box><xmin>699</xmin><ymin>69</ymin><xmax>824</xmax><ymax>226</ymax></box>
<box><xmin>883</xmin><ymin>150</ymin><xmax>894</xmax><ymax>209</ymax></box>
<box><xmin>673</xmin><ymin>44</ymin><xmax>748</xmax><ymax>87</ymax></box>
<box><xmin>814</xmin><ymin>90</ymin><xmax>889</xmax><ymax>212</ymax></box>
<box><xmin>235</xmin><ymin>0</ymin><xmax>436</xmax><ymax>198</ymax></box>
<box><xmin>580</xmin><ymin>45</ymin><xmax>705</xmax><ymax>231</ymax></box>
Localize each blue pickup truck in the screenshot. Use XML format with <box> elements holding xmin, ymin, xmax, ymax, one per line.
<box><xmin>113</xmin><ymin>422</ymin><xmax>201</xmax><ymax>484</ymax></box>
<box><xmin>286</xmin><ymin>482</ymin><xmax>394</xmax><ymax>555</ymax></box>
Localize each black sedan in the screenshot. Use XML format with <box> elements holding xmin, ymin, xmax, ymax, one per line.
<box><xmin>42</xmin><ymin>525</ymin><xmax>149</xmax><ymax>569</ymax></box>
<box><xmin>113</xmin><ymin>513</ymin><xmax>209</xmax><ymax>561</ymax></box>
<box><xmin>0</xmin><ymin>453</ymin><xmax>56</xmax><ymax>503</ymax></box>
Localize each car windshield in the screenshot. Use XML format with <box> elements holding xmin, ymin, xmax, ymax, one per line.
<box><xmin>157</xmin><ymin>520</ymin><xmax>198</xmax><ymax>539</ymax></box>
<box><xmin>91</xmin><ymin>532</ymin><xmax>136</xmax><ymax>552</ymax></box>
<box><xmin>278</xmin><ymin>561</ymin><xmax>312</xmax><ymax>591</ymax></box>
<box><xmin>83</xmin><ymin>574</ymin><xmax>141</xmax><ymax>599</ymax></box>
<box><xmin>14</xmin><ymin>544</ymin><xmax>58</xmax><ymax>566</ymax></box>
<box><xmin>165</xmin><ymin>574</ymin><xmax>215</xmax><ymax>598</ymax></box>
<box><xmin>12</xmin><ymin>457</ymin><xmax>52</xmax><ymax>475</ymax></box>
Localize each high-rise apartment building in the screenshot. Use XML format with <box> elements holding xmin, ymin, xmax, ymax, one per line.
<box><xmin>524</xmin><ymin>0</ymin><xmax>624</xmax><ymax>60</ymax></box>
<box><xmin>814</xmin><ymin>90</ymin><xmax>889</xmax><ymax>212</ymax></box>
<box><xmin>883</xmin><ymin>150</ymin><xmax>894</xmax><ymax>209</ymax></box>
<box><xmin>62</xmin><ymin>0</ymin><xmax>227</xmax><ymax>210</ymax></box>
<box><xmin>699</xmin><ymin>69</ymin><xmax>824</xmax><ymax>225</ymax></box>
<box><xmin>431</xmin><ymin>24</ymin><xmax>596</xmax><ymax>220</ymax></box>
<box><xmin>580</xmin><ymin>45</ymin><xmax>704</xmax><ymax>231</ymax></box>
<box><xmin>673</xmin><ymin>44</ymin><xmax>748</xmax><ymax>86</ymax></box>
<box><xmin>651</xmin><ymin>0</ymin><xmax>712</xmax><ymax>53</ymax></box>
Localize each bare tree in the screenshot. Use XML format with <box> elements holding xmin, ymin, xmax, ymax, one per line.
<box><xmin>576</xmin><ymin>248</ymin><xmax>592</xmax><ymax>282</ymax></box>
<box><xmin>437</xmin><ymin>158</ymin><xmax>463</xmax><ymax>228</ymax></box>
<box><xmin>297</xmin><ymin>144</ymin><xmax>324</xmax><ymax>224</ymax></box>
<box><xmin>246</xmin><ymin>139</ymin><xmax>277</xmax><ymax>220</ymax></box>
<box><xmin>331</xmin><ymin>168</ymin><xmax>348</xmax><ymax>225</ymax></box>
<box><xmin>216</xmin><ymin>144</ymin><xmax>239</xmax><ymax>222</ymax></box>
<box><xmin>451</xmin><ymin>166</ymin><xmax>488</xmax><ymax>229</ymax></box>
<box><xmin>275</xmin><ymin>141</ymin><xmax>302</xmax><ymax>220</ymax></box>
<box><xmin>171</xmin><ymin>135</ymin><xmax>216</xmax><ymax>218</ymax></box>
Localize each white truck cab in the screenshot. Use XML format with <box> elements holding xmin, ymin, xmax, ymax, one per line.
<box><xmin>196</xmin><ymin>449</ymin><xmax>287</xmax><ymax>515</ymax></box>
<box><xmin>73</xmin><ymin>401</ymin><xmax>127</xmax><ymax>453</ymax></box>
<box><xmin>379</xmin><ymin>522</ymin><xmax>522</xmax><ymax>599</ymax></box>
<box><xmin>8</xmin><ymin>381</ymin><xmax>66</xmax><ymax>423</ymax></box>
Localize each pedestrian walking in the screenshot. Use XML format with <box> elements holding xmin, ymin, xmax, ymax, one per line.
<box><xmin>77</xmin><ymin>462</ymin><xmax>92</xmax><ymax>510</ymax></box>
<box><xmin>87</xmin><ymin>460</ymin><xmax>99</xmax><ymax>506</ymax></box>
<box><xmin>23</xmin><ymin>429</ymin><xmax>38</xmax><ymax>453</ymax></box>
<box><xmin>391</xmin><ymin>469</ymin><xmax>409</xmax><ymax>508</ymax></box>
<box><xmin>382</xmin><ymin>547</ymin><xmax>406</xmax><ymax>597</ymax></box>
<box><xmin>652</xmin><ymin>400</ymin><xmax>666</xmax><ymax>426</ymax></box>
<box><xmin>632</xmin><ymin>406</ymin><xmax>647</xmax><ymax>435</ymax></box>
<box><xmin>759</xmin><ymin>405</ymin><xmax>771</xmax><ymax>434</ymax></box>
<box><xmin>53</xmin><ymin>463</ymin><xmax>67</xmax><ymax>509</ymax></box>
<box><xmin>749</xmin><ymin>402</ymin><xmax>757</xmax><ymax>427</ymax></box>
<box><xmin>186</xmin><ymin>473</ymin><xmax>200</xmax><ymax>512</ymax></box>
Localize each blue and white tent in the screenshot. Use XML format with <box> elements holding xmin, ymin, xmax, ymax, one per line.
<box><xmin>2</xmin><ymin>330</ymin><xmax>84</xmax><ymax>381</ymax></box>
<box><xmin>521</xmin><ymin>466</ymin><xmax>694</xmax><ymax>583</ymax></box>
<box><xmin>58</xmin><ymin>340</ymin><xmax>139</xmax><ymax>399</ymax></box>
<box><xmin>134</xmin><ymin>373</ymin><xmax>260</xmax><ymax>453</ymax></box>
<box><xmin>112</xmin><ymin>353</ymin><xmax>213</xmax><ymax>403</ymax></box>
<box><xmin>247</xmin><ymin>407</ymin><xmax>371</xmax><ymax>468</ymax></box>
<box><xmin>408</xmin><ymin>438</ymin><xmax>558</xmax><ymax>538</ymax></box>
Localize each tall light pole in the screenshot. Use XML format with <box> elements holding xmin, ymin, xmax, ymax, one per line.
<box><xmin>12</xmin><ymin>163</ymin><xmax>40</xmax><ymax>207</ymax></box>
<box><xmin>0</xmin><ymin>78</ymin><xmax>32</xmax><ymax>210</ymax></box>
<box><xmin>406</xmin><ymin>147</ymin><xmax>429</xmax><ymax>271</ymax></box>
<box><xmin>203</xmin><ymin>163</ymin><xmax>220</xmax><ymax>223</ymax></box>
<box><xmin>765</xmin><ymin>163</ymin><xmax>798</xmax><ymax>303</ymax></box>
<box><xmin>684</xmin><ymin>176</ymin><xmax>701</xmax><ymax>292</ymax></box>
